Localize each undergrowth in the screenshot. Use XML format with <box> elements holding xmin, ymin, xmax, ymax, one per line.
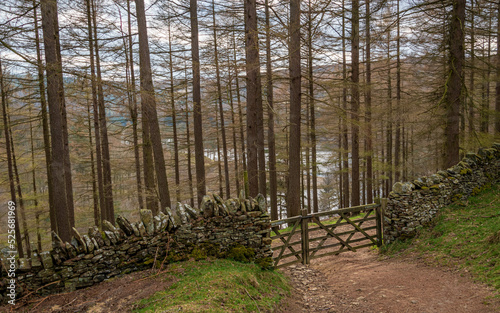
<box><xmin>381</xmin><ymin>183</ymin><xmax>500</xmax><ymax>294</ymax></box>
<box><xmin>133</xmin><ymin>258</ymin><xmax>290</xmax><ymax>312</ymax></box>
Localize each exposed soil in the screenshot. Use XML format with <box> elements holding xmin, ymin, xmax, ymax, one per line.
<box><xmin>0</xmin><ymin>269</ymin><xmax>177</xmax><ymax>313</ymax></box>
<box><xmin>278</xmin><ymin>248</ymin><xmax>500</xmax><ymax>313</ymax></box>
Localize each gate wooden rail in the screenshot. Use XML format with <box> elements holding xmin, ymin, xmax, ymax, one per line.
<box><xmin>270</xmin><ymin>199</ymin><xmax>387</xmax><ymax>268</ymax></box>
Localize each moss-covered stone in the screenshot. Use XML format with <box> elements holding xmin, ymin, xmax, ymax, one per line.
<box><xmin>255</xmin><ymin>257</ymin><xmax>273</xmax><ymax>269</ymax></box>
<box><xmin>190</xmin><ymin>247</ymin><xmax>207</xmax><ymax>260</ymax></box>
<box><xmin>226</xmin><ymin>245</ymin><xmax>255</xmax><ymax>263</ymax></box>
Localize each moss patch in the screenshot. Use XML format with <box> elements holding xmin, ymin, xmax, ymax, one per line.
<box><xmin>226</xmin><ymin>245</ymin><xmax>255</xmax><ymax>263</ymax></box>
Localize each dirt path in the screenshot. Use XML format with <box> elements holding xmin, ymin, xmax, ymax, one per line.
<box><xmin>279</xmin><ymin>248</ymin><xmax>500</xmax><ymax>313</ymax></box>
<box><xmin>2</xmin><ymin>248</ymin><xmax>499</xmax><ymax>312</ymax></box>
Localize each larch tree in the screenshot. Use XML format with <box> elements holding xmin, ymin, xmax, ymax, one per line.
<box><xmin>444</xmin><ymin>0</ymin><xmax>465</xmax><ymax>168</ymax></box>
<box><xmin>350</xmin><ymin>0</ymin><xmax>360</xmax><ymax>207</ymax></box>
<box><xmin>135</xmin><ymin>0</ymin><xmax>171</xmax><ymax>214</ymax></box>
<box><xmin>244</xmin><ymin>0</ymin><xmax>262</xmax><ymax>198</ymax></box>
<box><xmin>265</xmin><ymin>0</ymin><xmax>278</xmax><ymax>220</ymax></box>
<box><xmin>287</xmin><ymin>0</ymin><xmax>301</xmax><ymax>217</ymax></box>
<box><xmin>1</xmin><ymin>57</ymin><xmax>24</xmax><ymax>257</ymax></box>
<box><xmin>190</xmin><ymin>0</ymin><xmax>207</xmax><ymax>204</ymax></box>
<box><xmin>40</xmin><ymin>0</ymin><xmax>72</xmax><ymax>241</ymax></box>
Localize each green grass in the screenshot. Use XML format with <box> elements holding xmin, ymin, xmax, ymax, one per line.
<box><xmin>382</xmin><ymin>183</ymin><xmax>500</xmax><ymax>293</ymax></box>
<box><xmin>133</xmin><ymin>258</ymin><xmax>291</xmax><ymax>313</ymax></box>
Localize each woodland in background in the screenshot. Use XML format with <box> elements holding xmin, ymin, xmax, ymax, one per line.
<box><xmin>0</xmin><ymin>0</ymin><xmax>499</xmax><ymax>256</ymax></box>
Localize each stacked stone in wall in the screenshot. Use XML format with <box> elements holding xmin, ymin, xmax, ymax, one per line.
<box><xmin>0</xmin><ymin>193</ymin><xmax>272</xmax><ymax>303</ymax></box>
<box><xmin>384</xmin><ymin>144</ymin><xmax>500</xmax><ymax>244</ymax></box>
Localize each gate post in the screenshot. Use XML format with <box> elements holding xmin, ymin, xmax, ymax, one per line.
<box><xmin>376</xmin><ymin>198</ymin><xmax>387</xmax><ymax>247</ymax></box>
<box><xmin>301</xmin><ymin>209</ymin><xmax>309</xmax><ymax>265</ymax></box>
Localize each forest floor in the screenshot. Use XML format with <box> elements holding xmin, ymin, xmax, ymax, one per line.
<box><xmin>2</xmin><ymin>247</ymin><xmax>499</xmax><ymax>313</ymax></box>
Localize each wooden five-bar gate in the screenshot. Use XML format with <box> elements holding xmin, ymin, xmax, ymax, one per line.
<box><xmin>270</xmin><ymin>199</ymin><xmax>387</xmax><ymax>268</ymax></box>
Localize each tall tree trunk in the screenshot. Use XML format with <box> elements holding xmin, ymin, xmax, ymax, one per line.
<box><xmin>365</xmin><ymin>0</ymin><xmax>373</xmax><ymax>204</ymax></box>
<box><xmin>265</xmin><ymin>0</ymin><xmax>277</xmax><ymax>218</ymax></box>
<box><xmin>287</xmin><ymin>0</ymin><xmax>301</xmax><ymax>217</ymax></box>
<box><xmin>9</xmin><ymin>114</ymin><xmax>32</xmax><ymax>257</ymax></box>
<box><xmin>29</xmin><ymin>105</ymin><xmax>42</xmax><ymax>252</ymax></box>
<box><xmin>350</xmin><ymin>0</ymin><xmax>360</xmax><ymax>207</ymax></box>
<box><xmin>244</xmin><ymin>0</ymin><xmax>262</xmax><ymax>197</ymax></box>
<box><xmin>215</xmin><ymin>102</ymin><xmax>224</xmax><ymax>197</ymax></box>
<box><xmin>86</xmin><ymin>93</ymin><xmax>99</xmax><ymax>226</ymax></box>
<box><xmin>212</xmin><ymin>0</ymin><xmax>230</xmax><ymax>198</ymax></box>
<box><xmin>1</xmin><ymin>59</ymin><xmax>24</xmax><ymax>257</ymax></box>
<box><xmin>496</xmin><ymin>1</ymin><xmax>500</xmax><ymax>135</ymax></box>
<box><xmin>338</xmin><ymin>119</ymin><xmax>343</xmax><ymax>208</ymax></box>
<box><xmin>167</xmin><ymin>15</ymin><xmax>181</xmax><ymax>202</ymax></box>
<box><xmin>56</xmin><ymin>7</ymin><xmax>75</xmax><ymax>229</ymax></box>
<box><xmin>41</xmin><ymin>0</ymin><xmax>72</xmax><ymax>241</ymax></box>
<box><xmin>185</xmin><ymin>62</ymin><xmax>195</xmax><ymax>207</ymax></box>
<box><xmin>468</xmin><ymin>0</ymin><xmax>475</xmax><ymax>139</ymax></box>
<box><xmin>92</xmin><ymin>0</ymin><xmax>114</xmax><ymax>223</ymax></box>
<box><xmin>136</xmin><ymin>0</ymin><xmax>171</xmax><ymax>214</ymax></box>
<box><xmin>306</xmin><ymin>87</ymin><xmax>311</xmax><ymax>212</ymax></box>
<box><xmin>444</xmin><ymin>0</ymin><xmax>465</xmax><ymax>167</ymax></box>
<box><xmin>394</xmin><ymin>0</ymin><xmax>401</xmax><ymax>182</ymax></box>
<box><xmin>190</xmin><ymin>0</ymin><xmax>206</xmax><ymax>204</ymax></box>
<box><xmin>233</xmin><ymin>31</ymin><xmax>247</xmax><ymax>194</ymax></box>
<box><xmin>126</xmin><ymin>0</ymin><xmax>144</xmax><ymax>210</ymax></box>
<box><xmin>228</xmin><ymin>63</ymin><xmax>241</xmax><ymax>196</ymax></box>
<box><xmin>386</xmin><ymin>31</ymin><xmax>393</xmax><ymax>194</ymax></box>
<box><xmin>341</xmin><ymin>0</ymin><xmax>349</xmax><ymax>208</ymax></box>
<box><xmin>86</xmin><ymin>0</ymin><xmax>105</xmax><ymax>225</ymax></box>
<box><xmin>33</xmin><ymin>0</ymin><xmax>56</xmax><ymax>232</ymax></box>
<box><xmin>307</xmin><ymin>0</ymin><xmax>318</xmax><ymax>213</ymax></box>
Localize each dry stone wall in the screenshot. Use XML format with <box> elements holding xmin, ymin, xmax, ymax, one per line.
<box><xmin>0</xmin><ymin>193</ymin><xmax>272</xmax><ymax>303</ymax></box>
<box><xmin>384</xmin><ymin>144</ymin><xmax>500</xmax><ymax>243</ymax></box>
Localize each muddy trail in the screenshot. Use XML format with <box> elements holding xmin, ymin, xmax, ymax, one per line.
<box><xmin>278</xmin><ymin>248</ymin><xmax>500</xmax><ymax>313</ymax></box>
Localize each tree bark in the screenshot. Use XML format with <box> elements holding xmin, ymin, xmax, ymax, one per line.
<box><xmin>287</xmin><ymin>0</ymin><xmax>301</xmax><ymax>217</ymax></box>
<box><xmin>9</xmin><ymin>117</ymin><xmax>31</xmax><ymax>257</ymax></box>
<box><xmin>233</xmin><ymin>31</ymin><xmax>247</xmax><ymax>194</ymax></box>
<box><xmin>86</xmin><ymin>93</ymin><xmax>99</xmax><ymax>226</ymax></box>
<box><xmin>444</xmin><ymin>0</ymin><xmax>465</xmax><ymax>168</ymax></box>
<box><xmin>468</xmin><ymin>0</ymin><xmax>475</xmax><ymax>139</ymax></box>
<box><xmin>212</xmin><ymin>0</ymin><xmax>230</xmax><ymax>198</ymax></box>
<box><xmin>126</xmin><ymin>0</ymin><xmax>144</xmax><ymax>210</ymax></box>
<box><xmin>86</xmin><ymin>0</ymin><xmax>105</xmax><ymax>226</ymax></box>
<box><xmin>350</xmin><ymin>0</ymin><xmax>360</xmax><ymax>207</ymax></box>
<box><xmin>266</xmin><ymin>0</ymin><xmax>278</xmax><ymax>219</ymax></box>
<box><xmin>365</xmin><ymin>0</ymin><xmax>373</xmax><ymax>204</ymax></box>
<box><xmin>1</xmin><ymin>58</ymin><xmax>24</xmax><ymax>257</ymax></box>
<box><xmin>136</xmin><ymin>0</ymin><xmax>171</xmax><ymax>214</ymax></box>
<box><xmin>228</xmin><ymin>62</ymin><xmax>241</xmax><ymax>196</ymax></box>
<box><xmin>307</xmin><ymin>0</ymin><xmax>318</xmax><ymax>213</ymax></box>
<box><xmin>168</xmin><ymin>15</ymin><xmax>181</xmax><ymax>203</ymax></box>
<box><xmin>341</xmin><ymin>0</ymin><xmax>349</xmax><ymax>208</ymax></box>
<box><xmin>92</xmin><ymin>0</ymin><xmax>114</xmax><ymax>223</ymax></box>
<box><xmin>394</xmin><ymin>0</ymin><xmax>401</xmax><ymax>182</ymax></box>
<box><xmin>496</xmin><ymin>1</ymin><xmax>500</xmax><ymax>135</ymax></box>
<box><xmin>41</xmin><ymin>0</ymin><xmax>72</xmax><ymax>241</ymax></box>
<box><xmin>190</xmin><ymin>0</ymin><xmax>206</xmax><ymax>204</ymax></box>
<box><xmin>33</xmin><ymin>0</ymin><xmax>56</xmax><ymax>232</ymax></box>
<box><xmin>244</xmin><ymin>0</ymin><xmax>262</xmax><ymax>198</ymax></box>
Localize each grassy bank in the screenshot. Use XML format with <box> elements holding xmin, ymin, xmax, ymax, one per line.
<box><xmin>383</xmin><ymin>183</ymin><xmax>500</xmax><ymax>293</ymax></box>
<box><xmin>133</xmin><ymin>258</ymin><xmax>290</xmax><ymax>312</ymax></box>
